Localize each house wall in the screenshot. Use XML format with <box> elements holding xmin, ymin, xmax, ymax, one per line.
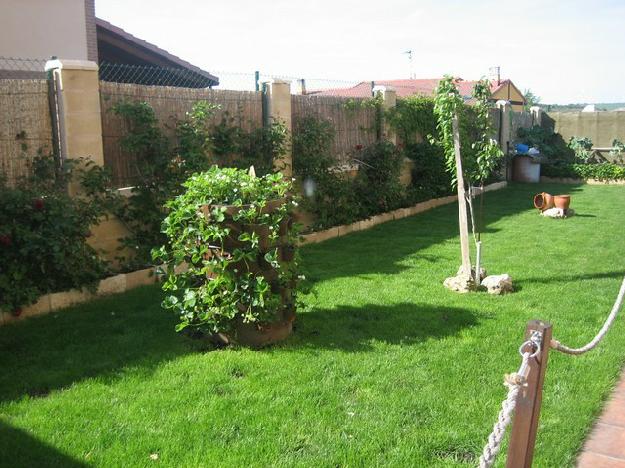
<box><xmin>0</xmin><ymin>0</ymin><xmax>88</xmax><ymax>62</ymax></box>
<box><xmin>492</xmin><ymin>82</ymin><xmax>525</xmax><ymax>112</ymax></box>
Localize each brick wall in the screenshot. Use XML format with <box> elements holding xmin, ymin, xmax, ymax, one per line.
<box><xmin>84</xmin><ymin>0</ymin><xmax>98</xmax><ymax>62</ymax></box>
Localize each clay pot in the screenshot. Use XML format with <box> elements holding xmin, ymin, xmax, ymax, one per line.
<box><xmin>235</xmin><ymin>319</ymin><xmax>293</xmax><ymax>348</ymax></box>
<box><xmin>533</xmin><ymin>192</ymin><xmax>554</xmax><ymax>211</ymax></box>
<box><xmin>553</xmin><ymin>195</ymin><xmax>571</xmax><ymax>210</ymax></box>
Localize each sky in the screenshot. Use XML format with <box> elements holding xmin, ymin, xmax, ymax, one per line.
<box><xmin>96</xmin><ymin>0</ymin><xmax>625</xmax><ymax>104</ymax></box>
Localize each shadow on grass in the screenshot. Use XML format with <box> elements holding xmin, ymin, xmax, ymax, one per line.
<box><xmin>517</xmin><ymin>270</ymin><xmax>625</xmax><ymax>288</ymax></box>
<box><xmin>0</xmin><ymin>286</ymin><xmax>202</xmax><ymax>404</ymax></box>
<box><xmin>300</xmin><ymin>183</ymin><xmax>582</xmax><ymax>286</ymax></box>
<box><xmin>0</xmin><ymin>421</ymin><xmax>88</xmax><ymax>467</ymax></box>
<box><xmin>290</xmin><ymin>302</ymin><xmax>479</xmax><ymax>352</ymax></box>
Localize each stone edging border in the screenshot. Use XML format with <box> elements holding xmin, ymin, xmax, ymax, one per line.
<box><xmin>1</xmin><ymin>267</ymin><xmax>159</xmax><ymax>326</ymax></box>
<box><xmin>1</xmin><ymin>181</ymin><xmax>508</xmax><ymax>325</ymax></box>
<box><xmin>540</xmin><ymin>176</ymin><xmax>625</xmax><ymax>185</ymax></box>
<box><xmin>301</xmin><ymin>181</ymin><xmax>507</xmax><ymax>245</ymax></box>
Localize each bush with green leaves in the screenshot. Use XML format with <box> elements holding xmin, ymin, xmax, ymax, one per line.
<box><xmin>292</xmin><ymin>116</ymin><xmax>359</xmax><ymax>229</ymax></box>
<box><xmin>517</xmin><ymin>125</ymin><xmax>574</xmax><ymax>161</ymax></box>
<box><xmin>403</xmin><ymin>142</ymin><xmax>453</xmax><ymax>202</ymax></box>
<box><xmin>153</xmin><ymin>167</ymin><xmax>299</xmax><ymax>334</ymax></box>
<box><xmin>542</xmin><ymin>162</ymin><xmax>625</xmax><ymax>181</ymax></box>
<box><xmin>0</xmin><ymin>155</ymin><xmax>112</xmax><ymax>313</ymax></box>
<box><xmin>354</xmin><ymin>140</ymin><xmax>405</xmax><ymax>217</ymax></box>
<box><xmin>568</xmin><ymin>136</ymin><xmax>594</xmax><ymax>163</ymax></box>
<box><xmin>112</xmin><ymin>101</ymin><xmax>288</xmax><ymax>268</ymax></box>
<box><xmin>386</xmin><ymin>95</ymin><xmax>437</xmax><ymax>144</ymax></box>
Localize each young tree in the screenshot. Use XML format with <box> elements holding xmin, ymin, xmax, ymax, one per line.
<box><xmin>434</xmin><ymin>77</ymin><xmax>504</xmax><ymax>290</ymax></box>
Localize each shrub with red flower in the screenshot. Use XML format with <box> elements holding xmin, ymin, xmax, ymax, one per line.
<box><xmin>0</xmin><ymin>154</ymin><xmax>110</xmax><ymax>313</ymax></box>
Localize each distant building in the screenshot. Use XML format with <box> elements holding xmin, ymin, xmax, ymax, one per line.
<box><xmin>0</xmin><ymin>0</ymin><xmax>218</xmax><ymax>87</ymax></box>
<box><xmin>310</xmin><ymin>78</ymin><xmax>526</xmax><ymax>111</ymax></box>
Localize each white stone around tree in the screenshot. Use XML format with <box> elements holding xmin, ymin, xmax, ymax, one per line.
<box><xmin>481</xmin><ymin>274</ymin><xmax>514</xmax><ymax>295</ymax></box>
<box><xmin>541</xmin><ymin>207</ymin><xmax>575</xmax><ymax>218</ymax></box>
<box><xmin>444</xmin><ymin>272</ymin><xmax>474</xmax><ymax>293</ymax></box>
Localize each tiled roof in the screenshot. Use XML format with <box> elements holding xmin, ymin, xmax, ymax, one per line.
<box><xmin>310</xmin><ymin>78</ymin><xmax>515</xmax><ymax>100</ymax></box>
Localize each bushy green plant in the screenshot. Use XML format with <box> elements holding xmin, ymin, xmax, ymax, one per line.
<box><xmin>153</xmin><ymin>167</ymin><xmax>299</xmax><ymax>334</ymax></box>
<box><xmin>404</xmin><ymin>142</ymin><xmax>453</xmax><ymax>202</ymax></box>
<box><xmin>0</xmin><ymin>154</ymin><xmax>111</xmax><ymax>313</ymax></box>
<box><xmin>292</xmin><ymin>116</ymin><xmax>359</xmax><ymax>229</ymax></box>
<box><xmin>470</xmin><ymin>79</ymin><xmax>504</xmax><ymax>184</ymax></box>
<box><xmin>387</xmin><ymin>96</ymin><xmax>437</xmax><ymax>144</ymax></box>
<box><xmin>542</xmin><ymin>162</ymin><xmax>625</xmax><ymax>181</ymax></box>
<box><xmin>609</xmin><ymin>139</ymin><xmax>625</xmax><ymax>162</ymax></box>
<box><xmin>112</xmin><ymin>101</ymin><xmax>288</xmax><ymax>268</ymax></box>
<box><xmin>568</xmin><ymin>136</ymin><xmax>594</xmax><ymax>163</ymax></box>
<box><xmin>517</xmin><ymin>125</ymin><xmax>573</xmax><ymax>161</ymax></box>
<box><xmin>354</xmin><ymin>141</ymin><xmax>404</xmax><ymax>216</ymax></box>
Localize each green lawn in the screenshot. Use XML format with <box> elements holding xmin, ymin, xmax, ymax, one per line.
<box><xmin>1</xmin><ymin>183</ymin><xmax>624</xmax><ymax>467</ymax></box>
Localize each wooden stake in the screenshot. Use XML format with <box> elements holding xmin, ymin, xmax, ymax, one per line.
<box><xmin>506</xmin><ymin>320</ymin><xmax>553</xmax><ymax>468</ymax></box>
<box><xmin>452</xmin><ymin>115</ymin><xmax>472</xmax><ymax>275</ymax></box>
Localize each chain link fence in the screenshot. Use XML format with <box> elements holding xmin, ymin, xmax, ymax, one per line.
<box><xmin>0</xmin><ymin>57</ymin><xmax>48</xmax><ymax>80</ymax></box>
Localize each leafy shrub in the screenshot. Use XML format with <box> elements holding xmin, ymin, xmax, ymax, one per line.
<box><xmin>292</xmin><ymin>116</ymin><xmax>359</xmax><ymax>230</ymax></box>
<box><xmin>112</xmin><ymin>101</ymin><xmax>288</xmax><ymax>268</ymax></box>
<box><xmin>0</xmin><ymin>155</ymin><xmax>111</xmax><ymax>313</ymax></box>
<box><xmin>517</xmin><ymin>125</ymin><xmax>573</xmax><ymax>161</ymax></box>
<box><xmin>609</xmin><ymin>139</ymin><xmax>625</xmax><ymax>158</ymax></box>
<box><xmin>387</xmin><ymin>96</ymin><xmax>437</xmax><ymax>144</ymax></box>
<box><xmin>153</xmin><ymin>167</ymin><xmax>299</xmax><ymax>334</ymax></box>
<box><xmin>568</xmin><ymin>136</ymin><xmax>594</xmax><ymax>163</ymax></box>
<box><xmin>542</xmin><ymin>162</ymin><xmax>625</xmax><ymax>181</ymax></box>
<box><xmin>404</xmin><ymin>142</ymin><xmax>453</xmax><ymax>202</ymax></box>
<box><xmin>354</xmin><ymin>141</ymin><xmax>405</xmax><ymax>217</ymax></box>
<box><xmin>212</xmin><ymin>114</ymin><xmax>288</xmax><ymax>176</ymax></box>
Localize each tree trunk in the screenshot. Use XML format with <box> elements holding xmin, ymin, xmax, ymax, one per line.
<box><xmin>452</xmin><ymin>115</ymin><xmax>472</xmax><ymax>276</ymax></box>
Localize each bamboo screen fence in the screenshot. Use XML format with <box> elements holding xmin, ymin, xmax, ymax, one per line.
<box><xmin>291</xmin><ymin>95</ymin><xmax>378</xmax><ymax>167</ymax></box>
<box><xmin>0</xmin><ymin>80</ymin><xmax>53</xmax><ymax>186</ymax></box>
<box><xmin>99</xmin><ymin>82</ymin><xmax>263</xmax><ymax>187</ymax></box>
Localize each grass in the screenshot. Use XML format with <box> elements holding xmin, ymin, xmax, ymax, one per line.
<box><xmin>1</xmin><ymin>182</ymin><xmax>625</xmax><ymax>467</ymax></box>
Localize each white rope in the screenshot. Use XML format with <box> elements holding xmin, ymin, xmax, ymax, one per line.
<box><xmin>478</xmin><ymin>349</ymin><xmax>533</xmax><ymax>468</ymax></box>
<box><xmin>551</xmin><ymin>275</ymin><xmax>625</xmax><ymax>355</ymax></box>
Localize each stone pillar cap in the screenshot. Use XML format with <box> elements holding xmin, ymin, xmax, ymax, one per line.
<box><xmin>45</xmin><ymin>59</ymin><xmax>99</xmax><ymax>72</ymax></box>
<box><xmin>495</xmin><ymin>99</ymin><xmax>511</xmax><ymax>107</ymax></box>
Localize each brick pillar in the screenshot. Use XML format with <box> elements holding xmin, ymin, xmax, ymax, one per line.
<box><xmin>264</xmin><ymin>79</ymin><xmax>292</xmax><ymax>177</ymax></box>
<box><xmin>373</xmin><ymin>85</ymin><xmax>397</xmax><ymax>144</ymax></box>
<box><xmin>44</xmin><ymin>59</ymin><xmax>129</xmax><ymax>264</ymax></box>
<box><xmin>45</xmin><ymin>59</ymin><xmax>104</xmax><ymax>195</ymax></box>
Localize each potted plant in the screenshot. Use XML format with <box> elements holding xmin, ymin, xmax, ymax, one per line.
<box><xmin>153</xmin><ymin>166</ymin><xmax>300</xmax><ymax>347</ymax></box>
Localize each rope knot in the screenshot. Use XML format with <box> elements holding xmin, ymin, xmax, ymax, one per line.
<box><xmin>504</xmin><ymin>372</ymin><xmax>525</xmax><ymax>387</ymax></box>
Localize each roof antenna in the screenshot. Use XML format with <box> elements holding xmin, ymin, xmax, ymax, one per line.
<box><xmin>404</xmin><ymin>50</ymin><xmax>415</xmax><ymax>79</ymax></box>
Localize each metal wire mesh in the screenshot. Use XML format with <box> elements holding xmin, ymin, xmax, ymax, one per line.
<box><xmin>0</xmin><ymin>57</ymin><xmax>48</xmax><ymax>79</ymax></box>
<box><xmin>99</xmin><ymin>62</ymin><xmax>218</xmax><ymax>88</ymax></box>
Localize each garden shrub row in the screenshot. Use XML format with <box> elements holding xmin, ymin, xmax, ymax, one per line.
<box><xmin>1</xmin><ymin>92</ymin><xmax>503</xmax><ymax>314</ymax></box>
<box><xmin>516</xmin><ymin>126</ymin><xmax>625</xmax><ymax>181</ymax></box>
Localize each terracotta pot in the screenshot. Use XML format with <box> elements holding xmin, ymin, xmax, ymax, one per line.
<box><xmin>235</xmin><ymin>319</ymin><xmax>293</xmax><ymax>348</ymax></box>
<box><xmin>553</xmin><ymin>195</ymin><xmax>571</xmax><ymax>210</ymax></box>
<box><xmin>533</xmin><ymin>192</ymin><xmax>554</xmax><ymax>211</ymax></box>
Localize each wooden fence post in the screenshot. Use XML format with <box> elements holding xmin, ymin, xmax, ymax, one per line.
<box><xmin>452</xmin><ymin>115</ymin><xmax>472</xmax><ymax>276</ymax></box>
<box><xmin>506</xmin><ymin>320</ymin><xmax>553</xmax><ymax>468</ymax></box>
